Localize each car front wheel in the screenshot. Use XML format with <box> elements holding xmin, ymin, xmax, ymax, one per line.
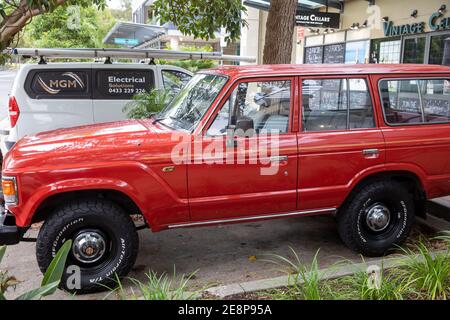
<box><xmin>337</xmin><ymin>180</ymin><xmax>415</xmax><ymax>257</ymax></box>
<box><xmin>36</xmin><ymin>198</ymin><xmax>139</xmax><ymax>294</ymax></box>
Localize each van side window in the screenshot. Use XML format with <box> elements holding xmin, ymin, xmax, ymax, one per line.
<box><xmin>26</xmin><ymin>70</ymin><xmax>91</xmax><ymax>99</ymax></box>
<box><xmin>302</xmin><ymin>78</ymin><xmax>375</xmax><ymax>131</ymax></box>
<box><xmin>380</xmin><ymin>79</ymin><xmax>450</xmax><ymax>125</ymax></box>
<box><xmin>207</xmin><ymin>80</ymin><xmax>292</xmax><ymax>136</ymax></box>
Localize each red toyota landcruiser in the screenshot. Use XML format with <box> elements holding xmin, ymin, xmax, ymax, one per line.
<box><xmin>1</xmin><ymin>64</ymin><xmax>450</xmax><ymax>293</ymax></box>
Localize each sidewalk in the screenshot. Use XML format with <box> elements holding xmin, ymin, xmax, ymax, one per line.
<box><xmin>428</xmin><ymin>196</ymin><xmax>450</xmax><ymax>221</ymax></box>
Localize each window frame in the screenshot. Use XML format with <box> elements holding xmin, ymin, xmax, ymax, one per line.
<box><xmin>299</xmin><ymin>75</ymin><xmax>377</xmax><ymax>133</ymax></box>
<box><xmin>378</xmin><ymin>76</ymin><xmax>450</xmax><ymax>127</ymax></box>
<box><xmin>202</xmin><ymin>76</ymin><xmax>297</xmax><ymax>137</ymax></box>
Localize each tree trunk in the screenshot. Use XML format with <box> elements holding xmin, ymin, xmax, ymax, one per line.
<box><xmin>263</xmin><ymin>0</ymin><xmax>297</xmax><ymax>64</ymax></box>
<box><xmin>0</xmin><ymin>0</ymin><xmax>66</xmax><ymax>50</ymax></box>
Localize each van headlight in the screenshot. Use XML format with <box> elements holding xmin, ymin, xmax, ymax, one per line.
<box><xmin>2</xmin><ymin>176</ymin><xmax>18</xmax><ymax>205</ymax></box>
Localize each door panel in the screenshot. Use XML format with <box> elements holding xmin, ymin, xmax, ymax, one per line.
<box><xmin>298</xmin><ymin>129</ymin><xmax>385</xmax><ymax>210</ymax></box>
<box><xmin>188</xmin><ymin>134</ymin><xmax>298</xmax><ymax>220</ymax></box>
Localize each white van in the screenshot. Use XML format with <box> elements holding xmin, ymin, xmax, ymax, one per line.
<box><xmin>0</xmin><ymin>63</ymin><xmax>192</xmax><ymax>158</ymax></box>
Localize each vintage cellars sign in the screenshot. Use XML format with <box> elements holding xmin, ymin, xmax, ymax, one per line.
<box><xmin>384</xmin><ymin>11</ymin><xmax>450</xmax><ymax>37</ymax></box>
<box><xmin>296</xmin><ymin>10</ymin><xmax>340</xmax><ymax>29</ymax></box>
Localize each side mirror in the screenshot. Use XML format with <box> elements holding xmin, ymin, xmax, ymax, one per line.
<box><xmin>235</xmin><ymin>116</ymin><xmax>254</xmax><ymax>137</ymax></box>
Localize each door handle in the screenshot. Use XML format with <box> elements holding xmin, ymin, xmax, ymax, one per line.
<box><xmin>270</xmin><ymin>155</ymin><xmax>288</xmax><ymax>162</ymax></box>
<box><xmin>362</xmin><ymin>149</ymin><xmax>379</xmax><ymax>158</ymax></box>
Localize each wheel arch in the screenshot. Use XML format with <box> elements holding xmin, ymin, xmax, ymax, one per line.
<box><xmin>31</xmin><ymin>189</ymin><xmax>147</xmax><ymax>225</ymax></box>
<box><xmin>341</xmin><ymin>170</ymin><xmax>427</xmax><ymax>218</ymax></box>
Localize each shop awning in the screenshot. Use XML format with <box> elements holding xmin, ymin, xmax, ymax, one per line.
<box><xmin>103</xmin><ymin>22</ymin><xmax>166</xmax><ymax>48</ymax></box>
<box><xmin>243</xmin><ymin>0</ymin><xmax>342</xmax><ymax>11</ymax></box>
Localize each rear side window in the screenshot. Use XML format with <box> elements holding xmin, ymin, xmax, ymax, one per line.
<box><xmin>380</xmin><ymin>78</ymin><xmax>450</xmax><ymax>125</ymax></box>
<box><xmin>302</xmin><ymin>78</ymin><xmax>375</xmax><ymax>132</ymax></box>
<box><xmin>93</xmin><ymin>69</ymin><xmax>154</xmax><ymax>100</ymax></box>
<box><xmin>25</xmin><ymin>70</ymin><xmax>91</xmax><ymax>99</ymax></box>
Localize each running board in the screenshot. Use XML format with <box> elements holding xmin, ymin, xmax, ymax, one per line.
<box><xmin>167</xmin><ymin>208</ymin><xmax>337</xmax><ymax>229</ymax></box>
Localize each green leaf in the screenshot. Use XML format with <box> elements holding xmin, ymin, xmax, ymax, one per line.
<box><xmin>41</xmin><ymin>240</ymin><xmax>72</xmax><ymax>291</ymax></box>
<box><xmin>15</xmin><ymin>281</ymin><xmax>59</xmax><ymax>300</ymax></box>
<box><xmin>0</xmin><ymin>246</ymin><xmax>6</xmax><ymax>264</ymax></box>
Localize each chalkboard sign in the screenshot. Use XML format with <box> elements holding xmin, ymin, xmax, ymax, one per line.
<box><xmin>350</xmin><ymin>91</ymin><xmax>371</xmax><ymax>108</ymax></box>
<box><xmin>423</xmin><ymin>98</ymin><xmax>450</xmax><ymax>116</ymax></box>
<box><xmin>323</xmin><ymin>44</ymin><xmax>345</xmax><ymax>64</ymax></box>
<box><xmin>305</xmin><ymin>46</ymin><xmax>323</xmax><ymax>64</ymax></box>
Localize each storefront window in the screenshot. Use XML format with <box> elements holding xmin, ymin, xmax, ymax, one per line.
<box><xmin>403</xmin><ymin>37</ymin><xmax>426</xmax><ymax>64</ymax></box>
<box><xmin>429</xmin><ymin>34</ymin><xmax>450</xmax><ymax>66</ymax></box>
<box><xmin>345</xmin><ymin>40</ymin><xmax>370</xmax><ymax>64</ymax></box>
<box><xmin>370</xmin><ymin>38</ymin><xmax>401</xmax><ymax>64</ymax></box>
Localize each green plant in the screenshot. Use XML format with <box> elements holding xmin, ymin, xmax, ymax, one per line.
<box><xmin>108</xmin><ymin>270</ymin><xmax>198</xmax><ymax>300</ymax></box>
<box><xmin>123</xmin><ymin>89</ymin><xmax>173</xmax><ymax>119</ymax></box>
<box><xmin>158</xmin><ymin>45</ymin><xmax>217</xmax><ymax>72</ymax></box>
<box><xmin>269</xmin><ymin>248</ymin><xmax>323</xmax><ymax>300</ymax></box>
<box><xmin>0</xmin><ymin>240</ymin><xmax>72</xmax><ymax>300</ymax></box>
<box><xmin>351</xmin><ymin>267</ymin><xmax>412</xmax><ymax>300</ymax></box>
<box><xmin>399</xmin><ymin>241</ymin><xmax>450</xmax><ymax>300</ymax></box>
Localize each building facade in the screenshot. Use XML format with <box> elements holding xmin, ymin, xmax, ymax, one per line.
<box><xmin>240</xmin><ymin>0</ymin><xmax>450</xmax><ymax>65</ymax></box>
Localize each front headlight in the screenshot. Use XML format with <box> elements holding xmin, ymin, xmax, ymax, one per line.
<box><xmin>2</xmin><ymin>176</ymin><xmax>18</xmax><ymax>205</ymax></box>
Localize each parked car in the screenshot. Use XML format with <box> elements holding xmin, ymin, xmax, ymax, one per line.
<box><xmin>1</xmin><ymin>64</ymin><xmax>450</xmax><ymax>293</ymax></box>
<box><xmin>0</xmin><ymin>63</ymin><xmax>193</xmax><ymax>158</ymax></box>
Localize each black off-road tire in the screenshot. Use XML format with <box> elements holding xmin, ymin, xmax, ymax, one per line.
<box><xmin>337</xmin><ymin>180</ymin><xmax>415</xmax><ymax>257</ymax></box>
<box><xmin>36</xmin><ymin>198</ymin><xmax>139</xmax><ymax>294</ymax></box>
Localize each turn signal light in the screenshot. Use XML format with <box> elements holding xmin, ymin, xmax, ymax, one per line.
<box><xmin>2</xmin><ymin>177</ymin><xmax>18</xmax><ymax>205</ymax></box>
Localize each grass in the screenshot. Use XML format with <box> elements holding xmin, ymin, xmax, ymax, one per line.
<box><xmin>262</xmin><ymin>236</ymin><xmax>450</xmax><ymax>301</ymax></box>
<box><xmin>107</xmin><ymin>269</ymin><xmax>199</xmax><ymax>300</ymax></box>
<box><xmin>397</xmin><ymin>233</ymin><xmax>450</xmax><ymax>300</ymax></box>
<box><xmin>267</xmin><ymin>248</ymin><xmax>324</xmax><ymax>300</ymax></box>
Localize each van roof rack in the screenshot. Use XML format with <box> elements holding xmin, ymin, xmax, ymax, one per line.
<box><xmin>5</xmin><ymin>48</ymin><xmax>256</xmax><ymax>63</ymax></box>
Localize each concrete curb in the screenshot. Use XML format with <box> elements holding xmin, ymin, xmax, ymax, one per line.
<box><xmin>204</xmin><ymin>251</ymin><xmax>448</xmax><ymax>298</ymax></box>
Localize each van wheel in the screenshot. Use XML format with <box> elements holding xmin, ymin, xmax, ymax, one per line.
<box><xmin>337</xmin><ymin>181</ymin><xmax>414</xmax><ymax>257</ymax></box>
<box><xmin>36</xmin><ymin>198</ymin><xmax>139</xmax><ymax>294</ymax></box>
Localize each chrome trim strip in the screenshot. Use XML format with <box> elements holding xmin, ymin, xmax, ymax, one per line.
<box><xmin>167</xmin><ymin>207</ymin><xmax>336</xmax><ymax>229</ymax></box>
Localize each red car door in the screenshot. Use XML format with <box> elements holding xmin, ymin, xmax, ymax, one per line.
<box><xmin>298</xmin><ymin>75</ymin><xmax>386</xmax><ymax>211</ymax></box>
<box><xmin>187</xmin><ymin>77</ymin><xmax>299</xmax><ymax>221</ymax></box>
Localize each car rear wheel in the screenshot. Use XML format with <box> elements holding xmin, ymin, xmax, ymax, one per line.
<box><xmin>337</xmin><ymin>180</ymin><xmax>414</xmax><ymax>257</ymax></box>
<box><xmin>36</xmin><ymin>198</ymin><xmax>139</xmax><ymax>294</ymax></box>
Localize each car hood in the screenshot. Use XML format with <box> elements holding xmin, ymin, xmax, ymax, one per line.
<box><xmin>4</xmin><ymin>119</ymin><xmax>171</xmax><ymax>170</ymax></box>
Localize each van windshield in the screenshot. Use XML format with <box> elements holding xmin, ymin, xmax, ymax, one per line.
<box><xmin>156</xmin><ymin>73</ymin><xmax>228</xmax><ymax>132</ymax></box>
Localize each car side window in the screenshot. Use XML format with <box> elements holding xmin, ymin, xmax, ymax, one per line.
<box><xmin>302</xmin><ymin>78</ymin><xmax>375</xmax><ymax>131</ymax></box>
<box><xmin>162</xmin><ymin>70</ymin><xmax>192</xmax><ymax>92</ymax></box>
<box><xmin>207</xmin><ymin>80</ymin><xmax>292</xmax><ymax>136</ymax></box>
<box><xmin>380</xmin><ymin>78</ymin><xmax>450</xmax><ymax>125</ymax></box>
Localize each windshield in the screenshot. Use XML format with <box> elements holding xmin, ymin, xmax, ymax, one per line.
<box><xmin>157</xmin><ymin>73</ymin><xmax>228</xmax><ymax>132</ymax></box>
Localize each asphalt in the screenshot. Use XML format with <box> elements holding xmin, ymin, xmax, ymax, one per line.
<box><xmin>3</xmin><ymin>215</ymin><xmax>365</xmax><ymax>300</ymax></box>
